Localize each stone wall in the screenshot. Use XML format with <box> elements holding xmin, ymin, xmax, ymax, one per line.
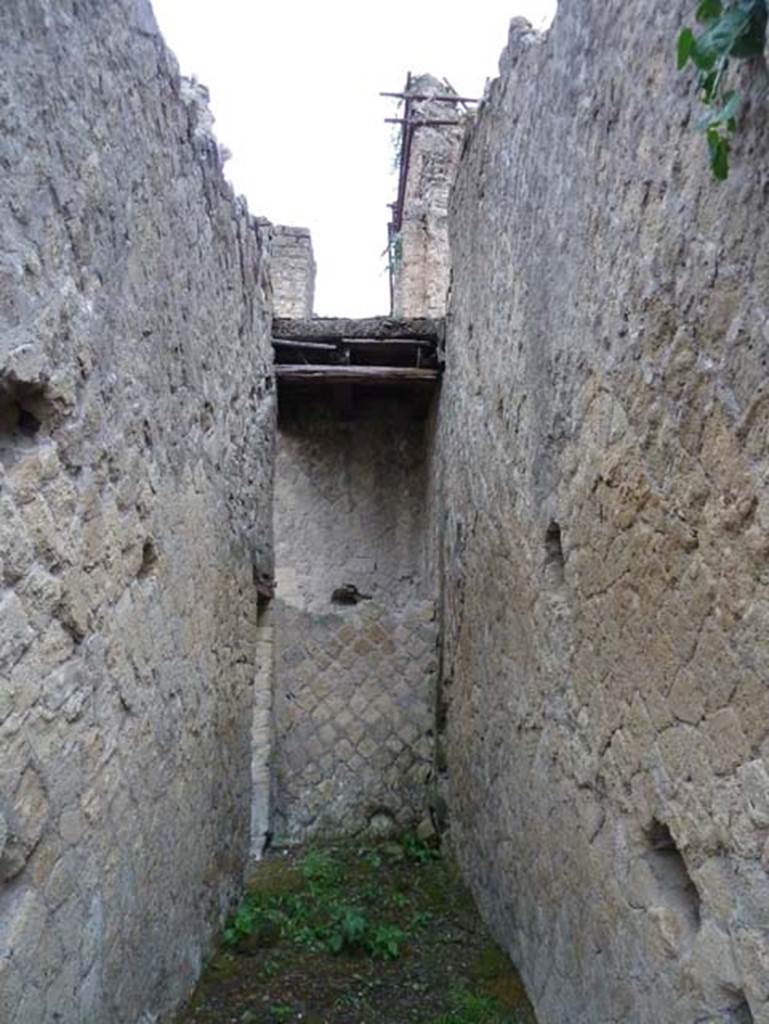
<box><xmin>269</xmin><ymin>225</ymin><xmax>316</xmax><ymax>319</ymax></box>
<box><xmin>436</xmin><ymin>6</ymin><xmax>769</xmax><ymax>1024</ymax></box>
<box><xmin>391</xmin><ymin>75</ymin><xmax>465</xmax><ymax>319</ymax></box>
<box><xmin>0</xmin><ymin>2</ymin><xmax>274</xmax><ymax>1021</ymax></box>
<box><xmin>272</xmin><ymin>398</ymin><xmax>437</xmax><ymax>841</ymax></box>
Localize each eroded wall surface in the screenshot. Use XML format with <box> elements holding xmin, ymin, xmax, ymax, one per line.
<box><xmin>392</xmin><ymin>75</ymin><xmax>465</xmax><ymax>319</ymax></box>
<box><xmin>272</xmin><ymin>399</ymin><xmax>437</xmax><ymax>841</ymax></box>
<box><xmin>438</xmin><ymin>6</ymin><xmax>769</xmax><ymax>1024</ymax></box>
<box><xmin>0</xmin><ymin>2</ymin><xmax>274</xmax><ymax>1020</ymax></box>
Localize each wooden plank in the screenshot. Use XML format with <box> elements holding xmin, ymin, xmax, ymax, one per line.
<box><xmin>275</xmin><ymin>365</ymin><xmax>439</xmax><ymax>384</ymax></box>
<box><xmin>273</xmin><ymin>316</ymin><xmax>443</xmax><ymax>342</ymax></box>
<box><xmin>379</xmin><ymin>91</ymin><xmax>479</xmax><ymax>103</ymax></box>
<box><xmin>384</xmin><ymin>118</ymin><xmax>462</xmax><ymax>127</ymax></box>
<box><xmin>340</xmin><ymin>337</ymin><xmax>435</xmax><ymax>348</ymax></box>
<box><xmin>273</xmin><ymin>339</ymin><xmax>337</xmax><ymax>352</ymax></box>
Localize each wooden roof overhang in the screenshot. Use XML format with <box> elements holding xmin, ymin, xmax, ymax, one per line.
<box><xmin>272</xmin><ymin>317</ymin><xmax>444</xmax><ymax>405</ymax></box>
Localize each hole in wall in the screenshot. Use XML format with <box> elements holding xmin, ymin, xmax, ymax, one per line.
<box><xmin>0</xmin><ymin>380</ymin><xmax>53</xmax><ymax>469</ymax></box>
<box><xmin>544</xmin><ymin>520</ymin><xmax>565</xmax><ymax>578</ymax></box>
<box><xmin>137</xmin><ymin>540</ymin><xmax>158</xmax><ymax>579</ymax></box>
<box><xmin>331</xmin><ymin>584</ymin><xmax>371</xmax><ymax>605</ymax></box>
<box><xmin>253</xmin><ymin>564</ymin><xmax>275</xmax><ymax>605</ymax></box>
<box><xmin>199</xmin><ymin>401</ymin><xmax>214</xmax><ymax>435</ymax></box>
<box><xmin>17</xmin><ymin>407</ymin><xmax>41</xmax><ymax>437</ymax></box>
<box><xmin>644</xmin><ymin>819</ymin><xmax>701</xmax><ymax>932</ymax></box>
<box><xmin>724</xmin><ymin>996</ymin><xmax>755</xmax><ymax>1024</ymax></box>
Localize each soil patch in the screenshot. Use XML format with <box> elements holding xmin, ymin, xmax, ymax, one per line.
<box><xmin>176</xmin><ymin>837</ymin><xmax>537</xmax><ymax>1024</ymax></box>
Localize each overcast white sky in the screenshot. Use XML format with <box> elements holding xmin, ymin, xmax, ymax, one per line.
<box><xmin>151</xmin><ymin>1</ymin><xmax>557</xmax><ymax>315</ymax></box>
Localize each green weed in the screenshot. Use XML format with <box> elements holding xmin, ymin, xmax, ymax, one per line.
<box><xmin>423</xmin><ymin>986</ymin><xmax>522</xmax><ymax>1024</ymax></box>
<box><xmin>367</xmin><ymin>922</ymin><xmax>405</xmax><ymax>960</ymax></box>
<box><xmin>269</xmin><ymin>1005</ymin><xmax>293</xmax><ymax>1022</ymax></box>
<box><xmin>325</xmin><ymin>906</ymin><xmax>368</xmax><ymax>953</ymax></box>
<box><xmin>223</xmin><ymin>844</ymin><xmax>409</xmax><ymax>960</ymax></box>
<box><xmin>222</xmin><ymin>900</ymin><xmax>259</xmax><ymax>948</ymax></box>
<box><xmin>402</xmin><ymin>831</ymin><xmax>440</xmax><ymax>865</ymax></box>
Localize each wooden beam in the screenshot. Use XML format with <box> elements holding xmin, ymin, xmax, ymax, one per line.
<box><xmin>384</xmin><ymin>118</ymin><xmax>462</xmax><ymax>127</ymax></box>
<box><xmin>273</xmin><ymin>316</ymin><xmax>443</xmax><ymax>342</ymax></box>
<box><xmin>276</xmin><ymin>365</ymin><xmax>439</xmax><ymax>385</ymax></box>
<box><xmin>379</xmin><ymin>91</ymin><xmax>479</xmax><ymax>103</ymax></box>
<box><xmin>340</xmin><ymin>337</ymin><xmax>435</xmax><ymax>348</ymax></box>
<box><xmin>273</xmin><ymin>339</ymin><xmax>337</xmax><ymax>352</ymax></box>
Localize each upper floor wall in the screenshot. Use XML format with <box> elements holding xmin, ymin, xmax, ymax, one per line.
<box><xmin>268</xmin><ymin>224</ymin><xmax>316</xmax><ymax>318</ymax></box>
<box><xmin>390</xmin><ymin>74</ymin><xmax>467</xmax><ymax>318</ymax></box>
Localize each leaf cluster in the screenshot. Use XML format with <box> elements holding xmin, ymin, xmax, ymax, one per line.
<box><xmin>401</xmin><ymin>829</ymin><xmax>441</xmax><ymax>864</ymax></box>
<box><xmin>324</xmin><ymin>906</ymin><xmax>405</xmax><ymax>960</ymax></box>
<box><xmin>677</xmin><ymin>0</ymin><xmax>766</xmax><ymax>178</ymax></box>
<box><xmin>222</xmin><ymin>845</ymin><xmax>407</xmax><ymax>961</ymax></box>
<box><xmin>423</xmin><ymin>986</ymin><xmax>523</xmax><ymax>1024</ymax></box>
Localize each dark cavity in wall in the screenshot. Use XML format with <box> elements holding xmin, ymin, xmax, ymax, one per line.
<box><xmin>0</xmin><ymin>379</ymin><xmax>53</xmax><ymax>469</ymax></box>
<box><xmin>644</xmin><ymin>819</ymin><xmax>701</xmax><ymax>935</ymax></box>
<box><xmin>544</xmin><ymin>520</ymin><xmax>565</xmax><ymax>580</ymax></box>
<box><xmin>722</xmin><ymin>995</ymin><xmax>755</xmax><ymax>1024</ymax></box>
<box><xmin>137</xmin><ymin>539</ymin><xmax>158</xmax><ymax>579</ymax></box>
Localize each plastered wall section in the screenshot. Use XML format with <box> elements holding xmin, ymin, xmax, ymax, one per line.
<box><xmin>0</xmin><ymin>2</ymin><xmax>275</xmax><ymax>1022</ymax></box>
<box><xmin>250</xmin><ymin>612</ymin><xmax>274</xmax><ymax>863</ymax></box>
<box><xmin>272</xmin><ymin>400</ymin><xmax>437</xmax><ymax>842</ymax></box>
<box><xmin>437</xmin><ymin>7</ymin><xmax>769</xmax><ymax>1024</ymax></box>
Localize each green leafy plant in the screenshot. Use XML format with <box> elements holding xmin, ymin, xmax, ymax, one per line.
<box><xmin>223</xmin><ymin>845</ymin><xmax>409</xmax><ymax>961</ymax></box>
<box><xmin>269</xmin><ymin>1005</ymin><xmax>293</xmax><ymax>1023</ymax></box>
<box><xmin>360</xmin><ymin>847</ymin><xmax>383</xmax><ymax>870</ymax></box>
<box><xmin>402</xmin><ymin>830</ymin><xmax>441</xmax><ymax>864</ymax></box>
<box><xmin>300</xmin><ymin>849</ymin><xmax>340</xmax><ymax>889</ymax></box>
<box><xmin>325</xmin><ymin>906</ymin><xmax>369</xmax><ymax>954</ymax></box>
<box><xmin>366</xmin><ymin>922</ymin><xmax>405</xmax><ymax>960</ymax></box>
<box><xmin>677</xmin><ymin>0</ymin><xmax>767</xmax><ymax>179</ymax></box>
<box><xmin>222</xmin><ymin>900</ymin><xmax>258</xmax><ymax>947</ymax></box>
<box><xmin>323</xmin><ymin>907</ymin><xmax>405</xmax><ymax>959</ymax></box>
<box><xmin>423</xmin><ymin>986</ymin><xmax>521</xmax><ymax>1024</ymax></box>
<box><xmin>410</xmin><ymin>909</ymin><xmax>434</xmax><ymax>929</ymax></box>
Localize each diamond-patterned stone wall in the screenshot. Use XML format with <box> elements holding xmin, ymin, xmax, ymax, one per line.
<box><xmin>273</xmin><ymin>600</ymin><xmax>437</xmax><ymax>839</ymax></box>
<box><xmin>273</xmin><ymin>399</ymin><xmax>437</xmax><ymax>841</ymax></box>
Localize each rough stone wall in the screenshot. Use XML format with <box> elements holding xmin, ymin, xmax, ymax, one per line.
<box><xmin>272</xmin><ymin>399</ymin><xmax>437</xmax><ymax>841</ymax></box>
<box><xmin>437</xmin><ymin>7</ymin><xmax>769</xmax><ymax>1024</ymax></box>
<box><xmin>0</xmin><ymin>3</ymin><xmax>274</xmax><ymax>1022</ymax></box>
<box><xmin>392</xmin><ymin>75</ymin><xmax>465</xmax><ymax>319</ymax></box>
<box><xmin>269</xmin><ymin>225</ymin><xmax>316</xmax><ymax>319</ymax></box>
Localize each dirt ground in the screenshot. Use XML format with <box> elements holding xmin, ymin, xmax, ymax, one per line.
<box><xmin>175</xmin><ymin>837</ymin><xmax>537</xmax><ymax>1024</ymax></box>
